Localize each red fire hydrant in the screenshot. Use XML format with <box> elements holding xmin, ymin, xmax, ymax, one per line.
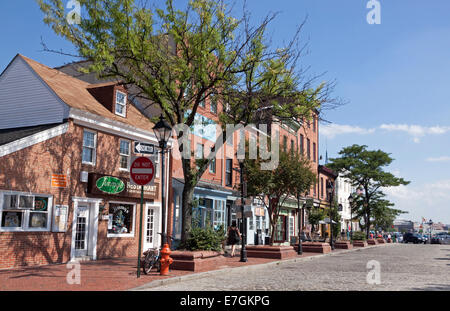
<box><xmin>160</xmin><ymin>243</ymin><xmax>173</xmax><ymax>276</ymax></box>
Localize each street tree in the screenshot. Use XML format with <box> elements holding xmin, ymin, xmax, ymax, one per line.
<box><xmin>328</xmin><ymin>144</ymin><xmax>410</xmax><ymax>238</ymax></box>
<box><xmin>38</xmin><ymin>0</ymin><xmax>339</xmax><ymax>243</ymax></box>
<box><xmin>246</xmin><ymin>149</ymin><xmax>316</xmax><ymax>244</ymax></box>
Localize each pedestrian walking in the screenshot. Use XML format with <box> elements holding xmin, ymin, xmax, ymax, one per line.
<box><xmin>227</xmin><ymin>221</ymin><xmax>241</xmax><ymax>257</ymax></box>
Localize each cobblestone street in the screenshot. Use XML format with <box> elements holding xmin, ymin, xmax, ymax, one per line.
<box><xmin>139</xmin><ymin>244</ymin><xmax>450</xmax><ymax>291</ymax></box>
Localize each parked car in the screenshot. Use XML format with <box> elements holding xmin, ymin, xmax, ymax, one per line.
<box><xmin>431</xmin><ymin>235</ymin><xmax>442</xmax><ymax>244</ymax></box>
<box><xmin>403</xmin><ymin>233</ymin><xmax>425</xmax><ymax>244</ymax></box>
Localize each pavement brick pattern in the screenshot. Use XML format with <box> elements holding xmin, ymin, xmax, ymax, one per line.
<box><xmin>0</xmin><ymin>252</ymin><xmax>317</xmax><ymax>291</ymax></box>
<box><xmin>138</xmin><ymin>244</ymin><xmax>450</xmax><ymax>291</ymax></box>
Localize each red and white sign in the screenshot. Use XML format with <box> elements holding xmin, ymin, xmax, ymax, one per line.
<box><xmin>130</xmin><ymin>156</ymin><xmax>155</xmax><ymax>186</ymax></box>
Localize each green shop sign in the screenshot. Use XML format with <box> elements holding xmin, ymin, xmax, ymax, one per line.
<box><xmin>96</xmin><ymin>176</ymin><xmax>125</xmax><ymax>194</ymax></box>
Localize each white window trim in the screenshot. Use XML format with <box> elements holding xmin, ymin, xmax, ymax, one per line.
<box><xmin>82</xmin><ymin>129</ymin><xmax>97</xmax><ymax>166</ymax></box>
<box><xmin>115</xmin><ymin>91</ymin><xmax>127</xmax><ymax>117</ymax></box>
<box><xmin>0</xmin><ymin>190</ymin><xmax>53</xmax><ymax>232</ymax></box>
<box><xmin>107</xmin><ymin>201</ymin><xmax>137</xmax><ymax>238</ymax></box>
<box><xmin>119</xmin><ymin>139</ymin><xmax>131</xmax><ymax>171</ymax></box>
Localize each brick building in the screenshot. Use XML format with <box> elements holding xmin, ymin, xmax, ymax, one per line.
<box><xmin>0</xmin><ymin>54</ymin><xmax>171</xmax><ymax>269</ymax></box>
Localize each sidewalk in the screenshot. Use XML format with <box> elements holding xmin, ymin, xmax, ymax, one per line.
<box><xmin>0</xmin><ymin>244</ymin><xmax>389</xmax><ymax>291</ymax></box>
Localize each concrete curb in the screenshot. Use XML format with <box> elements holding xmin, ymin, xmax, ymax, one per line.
<box><xmin>129</xmin><ymin>242</ymin><xmax>395</xmax><ymax>291</ymax></box>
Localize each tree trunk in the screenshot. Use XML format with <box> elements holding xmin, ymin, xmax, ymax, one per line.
<box><xmin>181</xmin><ymin>183</ymin><xmax>195</xmax><ymax>244</ymax></box>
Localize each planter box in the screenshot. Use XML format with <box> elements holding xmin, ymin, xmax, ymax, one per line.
<box><xmin>334</xmin><ymin>241</ymin><xmax>353</xmax><ymax>249</ymax></box>
<box><xmin>367</xmin><ymin>239</ymin><xmax>378</xmax><ymax>245</ymax></box>
<box><xmin>170</xmin><ymin>250</ymin><xmax>225</xmax><ymax>272</ymax></box>
<box><xmin>246</xmin><ymin>245</ymin><xmax>297</xmax><ymax>259</ymax></box>
<box><xmin>296</xmin><ymin>242</ymin><xmax>331</xmax><ymax>254</ymax></box>
<box><xmin>376</xmin><ymin>238</ymin><xmax>386</xmax><ymax>244</ymax></box>
<box><xmin>352</xmin><ymin>240</ymin><xmax>368</xmax><ymax>247</ymax></box>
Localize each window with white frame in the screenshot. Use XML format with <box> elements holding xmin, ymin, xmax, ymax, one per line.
<box><xmin>115</xmin><ymin>91</ymin><xmax>127</xmax><ymax>117</ymax></box>
<box><xmin>0</xmin><ymin>191</ymin><xmax>52</xmax><ymax>231</ymax></box>
<box><xmin>107</xmin><ymin>202</ymin><xmax>135</xmax><ymax>237</ymax></box>
<box><xmin>256</xmin><ymin>216</ymin><xmax>261</xmax><ymax>230</ymax></box>
<box><xmin>82</xmin><ymin>130</ymin><xmax>96</xmax><ymax>165</ymax></box>
<box><xmin>213</xmin><ymin>200</ymin><xmax>225</xmax><ymax>229</ymax></box>
<box><xmin>289</xmin><ymin>216</ymin><xmax>295</xmax><ymax>238</ymax></box>
<box><xmin>119</xmin><ymin>139</ymin><xmax>130</xmax><ymax>170</ymax></box>
<box><xmin>249</xmin><ymin>215</ymin><xmax>254</xmax><ymax>231</ymax></box>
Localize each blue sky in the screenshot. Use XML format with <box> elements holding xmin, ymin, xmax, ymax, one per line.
<box><xmin>1</xmin><ymin>1</ymin><xmax>449</xmax><ymax>224</ymax></box>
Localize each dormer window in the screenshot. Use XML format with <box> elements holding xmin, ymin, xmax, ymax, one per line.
<box><xmin>115</xmin><ymin>91</ymin><xmax>127</xmax><ymax>117</ymax></box>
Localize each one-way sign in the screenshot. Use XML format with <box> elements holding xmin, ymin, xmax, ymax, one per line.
<box><xmin>134</xmin><ymin>141</ymin><xmax>154</xmax><ymax>154</ymax></box>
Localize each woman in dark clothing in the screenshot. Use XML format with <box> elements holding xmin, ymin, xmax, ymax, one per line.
<box><xmin>227</xmin><ymin>221</ymin><xmax>241</xmax><ymax>257</ymax></box>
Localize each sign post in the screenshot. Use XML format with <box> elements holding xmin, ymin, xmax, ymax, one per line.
<box><xmin>130</xmin><ymin>156</ymin><xmax>155</xmax><ymax>278</ymax></box>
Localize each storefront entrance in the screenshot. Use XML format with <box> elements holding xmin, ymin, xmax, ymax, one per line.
<box><xmin>70</xmin><ymin>197</ymin><xmax>101</xmax><ymax>261</ymax></box>
<box><xmin>74</xmin><ymin>205</ymin><xmax>90</xmax><ymax>257</ymax></box>
<box><xmin>143</xmin><ymin>203</ymin><xmax>160</xmax><ymax>250</ymax></box>
<box><xmin>275</xmin><ymin>215</ymin><xmax>287</xmax><ymax>243</ymax></box>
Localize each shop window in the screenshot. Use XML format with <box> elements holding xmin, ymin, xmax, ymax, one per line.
<box><xmin>256</xmin><ymin>216</ymin><xmax>261</xmax><ymax>230</ymax></box>
<box><xmin>82</xmin><ymin>129</ymin><xmax>97</xmax><ymax>165</ymax></box>
<box><xmin>0</xmin><ymin>192</ymin><xmax>52</xmax><ymax>231</ymax></box>
<box><xmin>108</xmin><ymin>203</ymin><xmax>135</xmax><ymax>237</ymax></box>
<box><xmin>289</xmin><ymin>216</ymin><xmax>295</xmax><ymax>238</ymax></box>
<box><xmin>249</xmin><ymin>216</ymin><xmax>254</xmax><ymax>231</ymax></box>
<box><xmin>119</xmin><ymin>139</ymin><xmax>130</xmax><ymax>170</ymax></box>
<box><xmin>213</xmin><ymin>200</ymin><xmax>225</xmax><ymax>229</ymax></box>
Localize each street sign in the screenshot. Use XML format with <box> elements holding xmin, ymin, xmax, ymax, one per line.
<box><xmin>130</xmin><ymin>156</ymin><xmax>155</xmax><ymax>186</ymax></box>
<box><xmin>134</xmin><ymin>141</ymin><xmax>155</xmax><ymax>154</ymax></box>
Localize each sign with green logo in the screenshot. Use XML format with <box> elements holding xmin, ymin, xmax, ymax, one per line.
<box><xmin>96</xmin><ymin>176</ymin><xmax>125</xmax><ymax>194</ymax></box>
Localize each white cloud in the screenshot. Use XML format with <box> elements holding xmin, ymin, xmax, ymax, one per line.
<box><xmin>379</xmin><ymin>124</ymin><xmax>450</xmax><ymax>143</ymax></box>
<box><xmin>426</xmin><ymin>156</ymin><xmax>450</xmax><ymax>162</ymax></box>
<box><xmin>320</xmin><ymin>124</ymin><xmax>376</xmax><ymax>139</ymax></box>
<box><xmin>384</xmin><ymin>180</ymin><xmax>450</xmax><ymax>223</ymax></box>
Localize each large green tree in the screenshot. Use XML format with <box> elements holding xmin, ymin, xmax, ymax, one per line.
<box><xmin>38</xmin><ymin>0</ymin><xmax>338</xmax><ymax>243</ymax></box>
<box><xmin>245</xmin><ymin>149</ymin><xmax>316</xmax><ymax>244</ymax></box>
<box><xmin>328</xmin><ymin>144</ymin><xmax>410</xmax><ymax>238</ymax></box>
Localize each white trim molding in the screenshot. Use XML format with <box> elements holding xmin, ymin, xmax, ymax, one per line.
<box><xmin>0</xmin><ymin>123</ymin><xmax>69</xmax><ymax>157</ymax></box>
<box><xmin>69</xmin><ymin>108</ymin><xmax>174</xmax><ymax>148</ymax></box>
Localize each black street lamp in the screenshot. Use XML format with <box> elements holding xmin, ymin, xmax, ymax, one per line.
<box><xmin>296</xmin><ymin>194</ymin><xmax>304</xmax><ymax>255</ymax></box>
<box><xmin>326</xmin><ymin>181</ymin><xmax>334</xmax><ymax>250</ymax></box>
<box><xmin>153</xmin><ymin>115</ymin><xmax>172</xmax><ymax>248</ymax></box>
<box><xmin>348</xmin><ymin>194</ymin><xmax>354</xmax><ymax>240</ymax></box>
<box><xmin>427</xmin><ymin>219</ymin><xmax>433</xmax><ymax>244</ymax></box>
<box><xmin>238</xmin><ymin>157</ymin><xmax>248</xmax><ymax>262</ymax></box>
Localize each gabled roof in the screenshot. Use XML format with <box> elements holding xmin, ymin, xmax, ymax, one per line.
<box><xmin>18</xmin><ymin>54</ymin><xmax>154</xmax><ymax>132</ymax></box>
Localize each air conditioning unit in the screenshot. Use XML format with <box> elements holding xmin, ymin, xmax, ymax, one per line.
<box><xmin>80</xmin><ymin>171</ymin><xmax>89</xmax><ymax>183</ymax></box>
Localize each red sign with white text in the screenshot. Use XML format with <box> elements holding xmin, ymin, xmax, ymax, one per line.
<box><xmin>130</xmin><ymin>156</ymin><xmax>155</xmax><ymax>186</ymax></box>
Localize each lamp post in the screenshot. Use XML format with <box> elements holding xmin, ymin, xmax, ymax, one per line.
<box><xmin>427</xmin><ymin>219</ymin><xmax>433</xmax><ymax>244</ymax></box>
<box><xmin>326</xmin><ymin>181</ymin><xmax>334</xmax><ymax>250</ymax></box>
<box><xmin>296</xmin><ymin>194</ymin><xmax>303</xmax><ymax>255</ymax></box>
<box><xmin>152</xmin><ymin>115</ymin><xmax>172</xmax><ymax>248</ymax></box>
<box><xmin>348</xmin><ymin>194</ymin><xmax>354</xmax><ymax>240</ymax></box>
<box><xmin>238</xmin><ymin>158</ymin><xmax>248</xmax><ymax>262</ymax></box>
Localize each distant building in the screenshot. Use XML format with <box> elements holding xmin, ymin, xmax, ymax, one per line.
<box><xmin>393</xmin><ymin>219</ymin><xmax>414</xmax><ymax>233</ymax></box>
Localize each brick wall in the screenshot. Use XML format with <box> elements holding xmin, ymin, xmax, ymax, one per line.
<box><xmin>0</xmin><ymin>120</ymin><xmax>166</xmax><ymax>269</ymax></box>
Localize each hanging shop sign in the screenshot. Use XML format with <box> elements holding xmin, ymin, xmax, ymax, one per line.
<box><xmin>87</xmin><ymin>173</ymin><xmax>158</xmax><ymax>199</ymax></box>
<box><xmin>52</xmin><ymin>205</ymin><xmax>68</xmax><ymax>232</ymax></box>
<box><xmin>95</xmin><ymin>176</ymin><xmax>125</xmax><ymax>194</ymax></box>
